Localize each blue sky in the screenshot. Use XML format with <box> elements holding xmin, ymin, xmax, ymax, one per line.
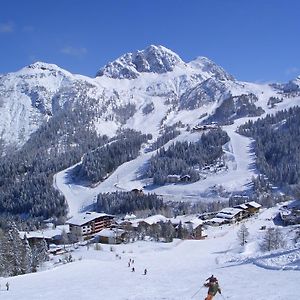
<box><xmin>0</xmin><ymin>0</ymin><xmax>299</xmax><ymax>82</ymax></box>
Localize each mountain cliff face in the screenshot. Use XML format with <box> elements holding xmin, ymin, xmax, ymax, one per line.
<box><xmin>96</xmin><ymin>45</ymin><xmax>184</xmax><ymax>79</ymax></box>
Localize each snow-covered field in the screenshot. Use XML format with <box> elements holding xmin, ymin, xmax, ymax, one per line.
<box><xmin>2</xmin><ymin>205</ymin><xmax>300</xmax><ymax>300</ymax></box>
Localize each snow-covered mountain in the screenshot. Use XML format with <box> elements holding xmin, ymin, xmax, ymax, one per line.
<box><xmin>1</xmin><ymin>45</ymin><xmax>300</xmax><ymax>214</ymax></box>
<box><xmin>2</xmin><ymin>45</ymin><xmax>300</xmax><ymax>300</ymax></box>
<box><xmin>0</xmin><ymin>44</ymin><xmax>281</xmax><ymax>150</ymax></box>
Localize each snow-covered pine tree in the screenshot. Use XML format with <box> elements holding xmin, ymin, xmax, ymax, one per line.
<box><xmin>0</xmin><ymin>228</ymin><xmax>6</xmax><ymax>276</ymax></box>
<box><xmin>21</xmin><ymin>235</ymin><xmax>33</xmax><ymax>274</ymax></box>
<box><xmin>32</xmin><ymin>238</ymin><xmax>49</xmax><ymax>272</ymax></box>
<box><xmin>2</xmin><ymin>222</ymin><xmax>23</xmax><ymax>276</ymax></box>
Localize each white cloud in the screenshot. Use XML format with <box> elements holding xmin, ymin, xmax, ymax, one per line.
<box><xmin>0</xmin><ymin>22</ymin><xmax>14</xmax><ymax>33</ymax></box>
<box><xmin>60</xmin><ymin>46</ymin><xmax>87</xmax><ymax>57</ymax></box>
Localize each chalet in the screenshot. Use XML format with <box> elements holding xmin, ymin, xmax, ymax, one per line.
<box><xmin>184</xmin><ymin>219</ymin><xmax>205</xmax><ymax>239</ymax></box>
<box><xmin>245</xmin><ymin>201</ymin><xmax>262</xmax><ymax>214</ymax></box>
<box><xmin>170</xmin><ymin>215</ymin><xmax>206</xmax><ymax>239</ymax></box>
<box><xmin>142</xmin><ymin>214</ymin><xmax>168</xmax><ymax>226</ymax></box>
<box><xmin>192</xmin><ymin>123</ymin><xmax>219</xmax><ymax>132</ymax></box>
<box><xmin>205</xmin><ymin>217</ymin><xmax>228</xmax><ymax>226</ymax></box>
<box><xmin>233</xmin><ymin>203</ymin><xmax>250</xmax><ymax>218</ymax></box>
<box><xmin>180</xmin><ymin>174</ymin><xmax>191</xmax><ymax>183</ymax></box>
<box><xmin>216</xmin><ymin>207</ymin><xmax>244</xmax><ymax>222</ymax></box>
<box><xmin>96</xmin><ymin>228</ymin><xmax>127</xmax><ymax>244</ymax></box>
<box><xmin>167</xmin><ymin>174</ymin><xmax>181</xmax><ymax>183</ymax></box>
<box><xmin>19</xmin><ymin>224</ymin><xmax>69</xmax><ymax>247</ymax></box>
<box><xmin>279</xmin><ymin>207</ymin><xmax>300</xmax><ymax>226</ymax></box>
<box><xmin>19</xmin><ymin>231</ymin><xmax>53</xmax><ymax>248</ymax></box>
<box><xmin>66</xmin><ymin>212</ymin><xmax>114</xmax><ymax>238</ymax></box>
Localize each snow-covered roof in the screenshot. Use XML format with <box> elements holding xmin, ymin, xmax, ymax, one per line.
<box><xmin>170</xmin><ymin>215</ymin><xmax>203</xmax><ymax>229</ymax></box>
<box><xmin>169</xmin><ymin>215</ymin><xmax>197</xmax><ymax>225</ymax></box>
<box><xmin>19</xmin><ymin>225</ymin><xmax>69</xmax><ymax>240</ymax></box>
<box><xmin>167</xmin><ymin>174</ymin><xmax>181</xmax><ymax>179</ymax></box>
<box><xmin>234</xmin><ymin>203</ymin><xmax>248</xmax><ymax>210</ymax></box>
<box><xmin>96</xmin><ymin>228</ymin><xmax>125</xmax><ymax>238</ymax></box>
<box><xmin>19</xmin><ymin>231</ymin><xmax>53</xmax><ymax>240</ymax></box>
<box><xmin>215</xmin><ymin>208</ymin><xmax>243</xmax><ymax>220</ymax></box>
<box><xmin>124</xmin><ymin>213</ymin><xmax>137</xmax><ymax>221</ymax></box>
<box><xmin>246</xmin><ymin>201</ymin><xmax>262</xmax><ymax>209</ymax></box>
<box><xmin>186</xmin><ymin>218</ymin><xmax>203</xmax><ymax>229</ymax></box>
<box><xmin>141</xmin><ymin>214</ymin><xmax>169</xmax><ymax>225</ymax></box>
<box><xmin>66</xmin><ymin>212</ymin><xmax>114</xmax><ymax>226</ymax></box>
<box><xmin>206</xmin><ymin>217</ymin><xmax>227</xmax><ymax>224</ymax></box>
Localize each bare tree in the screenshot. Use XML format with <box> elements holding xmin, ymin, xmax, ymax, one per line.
<box><xmin>237</xmin><ymin>224</ymin><xmax>249</xmax><ymax>246</ymax></box>
<box><xmin>260</xmin><ymin>227</ymin><xmax>285</xmax><ymax>252</ymax></box>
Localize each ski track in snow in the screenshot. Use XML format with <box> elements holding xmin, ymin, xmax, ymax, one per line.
<box><xmin>54</xmin><ymin>115</ymin><xmax>258</xmax><ymax>217</ymax></box>
<box><xmin>3</xmin><ymin>206</ymin><xmax>300</xmax><ymax>300</ymax></box>
<box><xmin>54</xmin><ymin>91</ymin><xmax>300</xmax><ymax>218</ymax></box>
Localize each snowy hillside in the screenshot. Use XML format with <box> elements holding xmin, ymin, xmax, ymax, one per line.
<box><xmin>2</xmin><ymin>204</ymin><xmax>300</xmax><ymax>300</ymax></box>
<box><xmin>55</xmin><ymin>83</ymin><xmax>300</xmax><ymax>218</ymax></box>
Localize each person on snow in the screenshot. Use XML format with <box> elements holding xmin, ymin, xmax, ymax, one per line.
<box><xmin>6</xmin><ymin>282</ymin><xmax>9</xmax><ymax>291</ymax></box>
<box><xmin>131</xmin><ymin>267</ymin><xmax>135</xmax><ymax>272</ymax></box>
<box><xmin>144</xmin><ymin>268</ymin><xmax>147</xmax><ymax>275</ymax></box>
<box><xmin>204</xmin><ymin>276</ymin><xmax>221</xmax><ymax>300</ymax></box>
<box><xmin>206</xmin><ymin>275</ymin><xmax>218</xmax><ymax>283</ymax></box>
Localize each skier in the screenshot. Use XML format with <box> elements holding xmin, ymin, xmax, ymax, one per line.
<box><xmin>131</xmin><ymin>267</ymin><xmax>135</xmax><ymax>272</ymax></box>
<box><xmin>206</xmin><ymin>275</ymin><xmax>218</xmax><ymax>283</ymax></box>
<box><xmin>204</xmin><ymin>276</ymin><xmax>221</xmax><ymax>300</ymax></box>
<box><xmin>144</xmin><ymin>268</ymin><xmax>147</xmax><ymax>275</ymax></box>
<box><xmin>6</xmin><ymin>282</ymin><xmax>9</xmax><ymax>291</ymax></box>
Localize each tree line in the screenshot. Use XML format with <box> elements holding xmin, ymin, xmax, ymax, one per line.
<box><xmin>145</xmin><ymin>128</ymin><xmax>229</xmax><ymax>185</ymax></box>
<box><xmin>74</xmin><ymin>130</ymin><xmax>152</xmax><ymax>184</ymax></box>
<box><xmin>0</xmin><ymin>102</ymin><xmax>108</xmax><ymax>223</ymax></box>
<box><xmin>238</xmin><ymin>106</ymin><xmax>300</xmax><ymax>186</ymax></box>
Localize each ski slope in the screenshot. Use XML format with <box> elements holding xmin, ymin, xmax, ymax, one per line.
<box><xmin>2</xmin><ymin>205</ymin><xmax>300</xmax><ymax>300</ymax></box>
<box><xmin>54</xmin><ymin>84</ymin><xmax>300</xmax><ymax>218</ymax></box>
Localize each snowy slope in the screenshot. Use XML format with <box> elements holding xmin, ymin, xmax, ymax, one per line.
<box><xmin>2</xmin><ymin>204</ymin><xmax>300</xmax><ymax>299</ymax></box>
<box><xmin>55</xmin><ymin>85</ymin><xmax>300</xmax><ymax>217</ymax></box>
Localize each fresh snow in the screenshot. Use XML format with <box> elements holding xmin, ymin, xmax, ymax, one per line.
<box><xmin>2</xmin><ymin>205</ymin><xmax>300</xmax><ymax>299</ymax></box>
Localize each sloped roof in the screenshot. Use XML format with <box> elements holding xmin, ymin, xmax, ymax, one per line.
<box><xmin>234</xmin><ymin>203</ymin><xmax>248</xmax><ymax>210</ymax></box>
<box><xmin>124</xmin><ymin>213</ymin><xmax>137</xmax><ymax>221</ymax></box>
<box><xmin>169</xmin><ymin>215</ymin><xmax>197</xmax><ymax>225</ymax></box>
<box><xmin>143</xmin><ymin>214</ymin><xmax>168</xmax><ymax>225</ymax></box>
<box><xmin>19</xmin><ymin>225</ymin><xmax>69</xmax><ymax>240</ymax></box>
<box><xmin>66</xmin><ymin>212</ymin><xmax>114</xmax><ymax>226</ymax></box>
<box><xmin>217</xmin><ymin>207</ymin><xmax>243</xmax><ymax>218</ymax></box>
<box><xmin>246</xmin><ymin>201</ymin><xmax>262</xmax><ymax>209</ymax></box>
<box><xmin>96</xmin><ymin>228</ymin><xmax>125</xmax><ymax>238</ymax></box>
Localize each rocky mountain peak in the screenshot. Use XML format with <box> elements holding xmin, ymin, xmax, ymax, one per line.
<box><xmin>189</xmin><ymin>56</ymin><xmax>234</xmax><ymax>81</ymax></box>
<box><xmin>96</xmin><ymin>45</ymin><xmax>184</xmax><ymax>79</ymax></box>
